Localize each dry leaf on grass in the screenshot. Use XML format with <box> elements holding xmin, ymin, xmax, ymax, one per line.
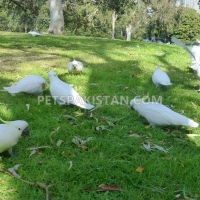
<box><xmin>72</xmin><ymin>136</ymin><xmax>93</xmax><ymax>150</ymax></box>
<box><xmin>26</xmin><ymin>104</ymin><xmax>30</xmax><ymax>111</ymax></box>
<box><xmin>97</xmin><ymin>184</ymin><xmax>124</xmax><ymax>192</ymax></box>
<box><xmin>96</xmin><ymin>125</ymin><xmax>111</xmax><ymax>132</ymax></box>
<box><xmin>153</xmin><ymin>145</ymin><xmax>169</xmax><ymax>153</ymax></box>
<box><xmin>62</xmin><ymin>152</ymin><xmax>76</xmax><ymax>157</ymax></box>
<box><xmin>56</xmin><ymin>140</ymin><xmax>63</xmax><ymax>147</ymax></box>
<box><xmin>8</xmin><ymin>164</ymin><xmax>22</xmax><ymax>179</ymax></box>
<box><xmin>49</xmin><ymin>127</ymin><xmax>63</xmax><ymax>146</ymax></box>
<box><xmin>136</xmin><ymin>166</ymin><xmax>145</xmax><ymax>173</ymax></box>
<box><xmin>68</xmin><ymin>161</ymin><xmax>73</xmax><ymax>170</ymax></box>
<box><xmin>72</xmin><ymin>136</ymin><xmax>93</xmax><ymax>145</ymax></box>
<box><xmin>27</xmin><ymin>146</ymin><xmax>52</xmax><ymax>157</ymax></box>
<box><xmin>63</xmin><ymin>114</ymin><xmax>76</xmax><ymax>120</ymax></box>
<box><xmin>142</xmin><ymin>143</ymin><xmax>169</xmax><ymax>153</ymax></box>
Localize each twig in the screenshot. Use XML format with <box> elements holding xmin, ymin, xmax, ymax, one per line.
<box><xmin>0</xmin><ymin>168</ymin><xmax>51</xmax><ymax>200</ymax></box>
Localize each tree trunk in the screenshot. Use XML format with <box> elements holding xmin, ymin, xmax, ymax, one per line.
<box><xmin>48</xmin><ymin>0</ymin><xmax>64</xmax><ymax>34</ymax></box>
<box><xmin>125</xmin><ymin>24</ymin><xmax>132</xmax><ymax>41</ymax></box>
<box><xmin>24</xmin><ymin>19</ymin><xmax>27</xmax><ymax>33</ymax></box>
<box><xmin>111</xmin><ymin>10</ymin><xmax>117</xmax><ymax>39</ymax></box>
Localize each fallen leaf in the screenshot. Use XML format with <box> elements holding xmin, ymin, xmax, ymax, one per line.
<box><xmin>26</xmin><ymin>146</ymin><xmax>52</xmax><ymax>151</ymax></box>
<box><xmin>128</xmin><ymin>133</ymin><xmax>140</xmax><ymax>138</ymax></box>
<box><xmin>143</xmin><ymin>143</ymin><xmax>152</xmax><ymax>151</ymax></box>
<box><xmin>98</xmin><ymin>184</ymin><xmax>124</xmax><ymax>192</ymax></box>
<box><xmin>96</xmin><ymin>125</ymin><xmax>111</xmax><ymax>131</ymax></box>
<box><xmin>28</xmin><ymin>149</ymin><xmax>37</xmax><ymax>158</ymax></box>
<box><xmin>8</xmin><ymin>164</ymin><xmax>22</xmax><ymax>179</ymax></box>
<box><xmin>62</xmin><ymin>152</ymin><xmax>76</xmax><ymax>157</ymax></box>
<box><xmin>72</xmin><ymin>136</ymin><xmax>93</xmax><ymax>145</ymax></box>
<box><xmin>175</xmin><ymin>194</ymin><xmax>181</xmax><ymax>198</ymax></box>
<box><xmin>63</xmin><ymin>114</ymin><xmax>76</xmax><ymax>120</ymax></box>
<box><xmin>56</xmin><ymin>140</ymin><xmax>63</xmax><ymax>147</ymax></box>
<box><xmin>78</xmin><ymin>144</ymin><xmax>88</xmax><ymax>150</ymax></box>
<box><xmin>49</xmin><ymin>127</ymin><xmax>60</xmax><ymax>146</ymax></box>
<box><xmin>68</xmin><ymin>161</ymin><xmax>73</xmax><ymax>170</ymax></box>
<box><xmin>136</xmin><ymin>166</ymin><xmax>145</xmax><ymax>173</ymax></box>
<box><xmin>107</xmin><ymin>121</ymin><xmax>115</xmax><ymax>127</ymax></box>
<box><xmin>26</xmin><ymin>104</ymin><xmax>30</xmax><ymax>111</ymax></box>
<box><xmin>74</xmin><ymin>111</ymin><xmax>84</xmax><ymax>117</ymax></box>
<box><xmin>153</xmin><ymin>145</ymin><xmax>169</xmax><ymax>153</ymax></box>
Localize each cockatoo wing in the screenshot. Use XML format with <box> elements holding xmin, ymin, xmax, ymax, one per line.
<box><xmin>171</xmin><ymin>36</ymin><xmax>196</xmax><ymax>61</ymax></box>
<box><xmin>132</xmin><ymin>101</ymin><xmax>198</xmax><ymax>127</ymax></box>
<box><xmin>50</xmin><ymin>76</ymin><xmax>94</xmax><ymax>109</ymax></box>
<box><xmin>3</xmin><ymin>75</ymin><xmax>47</xmax><ymax>95</ymax></box>
<box><xmin>152</xmin><ymin>67</ymin><xmax>172</xmax><ymax>86</ymax></box>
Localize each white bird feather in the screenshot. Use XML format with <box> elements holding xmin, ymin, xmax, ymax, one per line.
<box><xmin>28</xmin><ymin>31</ymin><xmax>41</xmax><ymax>36</ymax></box>
<box><xmin>152</xmin><ymin>66</ymin><xmax>172</xmax><ymax>87</ymax></box>
<box><xmin>171</xmin><ymin>36</ymin><xmax>200</xmax><ymax>79</ymax></box>
<box><xmin>68</xmin><ymin>60</ymin><xmax>84</xmax><ymax>74</ymax></box>
<box><xmin>48</xmin><ymin>70</ymin><xmax>94</xmax><ymax>110</ymax></box>
<box><xmin>171</xmin><ymin>36</ymin><xmax>196</xmax><ymax>60</ymax></box>
<box><xmin>0</xmin><ymin>118</ymin><xmax>29</xmax><ymax>156</ymax></box>
<box><xmin>130</xmin><ymin>98</ymin><xmax>198</xmax><ymax>127</ymax></box>
<box><xmin>3</xmin><ymin>75</ymin><xmax>47</xmax><ymax>95</ymax></box>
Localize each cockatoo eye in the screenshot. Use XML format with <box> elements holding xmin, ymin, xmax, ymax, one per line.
<box><xmin>18</xmin><ymin>128</ymin><xmax>21</xmax><ymax>130</ymax></box>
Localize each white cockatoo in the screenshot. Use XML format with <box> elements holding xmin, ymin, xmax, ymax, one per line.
<box><xmin>190</xmin><ymin>46</ymin><xmax>200</xmax><ymax>65</ymax></box>
<box><xmin>28</xmin><ymin>31</ymin><xmax>41</xmax><ymax>36</ymax></box>
<box><xmin>3</xmin><ymin>75</ymin><xmax>47</xmax><ymax>96</ymax></box>
<box><xmin>0</xmin><ymin>118</ymin><xmax>29</xmax><ymax>156</ymax></box>
<box><xmin>68</xmin><ymin>60</ymin><xmax>84</xmax><ymax>74</ymax></box>
<box><xmin>130</xmin><ymin>98</ymin><xmax>199</xmax><ymax>127</ymax></box>
<box><xmin>48</xmin><ymin>70</ymin><xmax>94</xmax><ymax>110</ymax></box>
<box><xmin>171</xmin><ymin>36</ymin><xmax>200</xmax><ymax>78</ymax></box>
<box><xmin>152</xmin><ymin>66</ymin><xmax>172</xmax><ymax>87</ymax></box>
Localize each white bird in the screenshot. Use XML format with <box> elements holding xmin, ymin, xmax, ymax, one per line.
<box><xmin>0</xmin><ymin>118</ymin><xmax>29</xmax><ymax>156</ymax></box>
<box><xmin>191</xmin><ymin>46</ymin><xmax>200</xmax><ymax>65</ymax></box>
<box><xmin>152</xmin><ymin>66</ymin><xmax>172</xmax><ymax>87</ymax></box>
<box><xmin>130</xmin><ymin>98</ymin><xmax>199</xmax><ymax>127</ymax></box>
<box><xmin>3</xmin><ymin>75</ymin><xmax>47</xmax><ymax>96</ymax></box>
<box><xmin>171</xmin><ymin>36</ymin><xmax>200</xmax><ymax>78</ymax></box>
<box><xmin>48</xmin><ymin>70</ymin><xmax>94</xmax><ymax>110</ymax></box>
<box><xmin>28</xmin><ymin>31</ymin><xmax>41</xmax><ymax>36</ymax></box>
<box><xmin>68</xmin><ymin>60</ymin><xmax>84</xmax><ymax>74</ymax></box>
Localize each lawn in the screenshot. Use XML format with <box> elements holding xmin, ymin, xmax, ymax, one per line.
<box><xmin>0</xmin><ymin>31</ymin><xmax>200</xmax><ymax>200</ymax></box>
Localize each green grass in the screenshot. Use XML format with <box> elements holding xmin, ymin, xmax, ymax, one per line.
<box><xmin>0</xmin><ymin>31</ymin><xmax>200</xmax><ymax>200</ymax></box>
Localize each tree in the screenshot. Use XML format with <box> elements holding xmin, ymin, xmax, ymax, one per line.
<box><xmin>48</xmin><ymin>0</ymin><xmax>64</xmax><ymax>34</ymax></box>
<box><xmin>120</xmin><ymin>1</ymin><xmax>148</xmax><ymax>41</ymax></box>
<box><xmin>3</xmin><ymin>0</ymin><xmax>64</xmax><ymax>34</ymax></box>
<box><xmin>91</xmin><ymin>0</ymin><xmax>132</xmax><ymax>39</ymax></box>
<box><xmin>3</xmin><ymin>0</ymin><xmax>43</xmax><ymax>31</ymax></box>
<box><xmin>173</xmin><ymin>8</ymin><xmax>200</xmax><ymax>43</ymax></box>
<box><xmin>144</xmin><ymin>0</ymin><xmax>185</xmax><ymax>41</ymax></box>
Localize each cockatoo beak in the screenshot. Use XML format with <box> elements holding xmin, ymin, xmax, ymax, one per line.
<box><xmin>73</xmin><ymin>64</ymin><xmax>77</xmax><ymax>70</ymax></box>
<box><xmin>22</xmin><ymin>127</ymin><xmax>29</xmax><ymax>136</ymax></box>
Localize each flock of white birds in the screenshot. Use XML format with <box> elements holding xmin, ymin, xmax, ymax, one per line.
<box><xmin>0</xmin><ymin>36</ymin><xmax>199</xmax><ymax>157</ymax></box>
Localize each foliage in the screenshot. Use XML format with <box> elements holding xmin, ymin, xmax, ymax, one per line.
<box><xmin>173</xmin><ymin>8</ymin><xmax>200</xmax><ymax>43</ymax></box>
<box><xmin>146</xmin><ymin>0</ymin><xmax>185</xmax><ymax>41</ymax></box>
<box><xmin>0</xmin><ymin>0</ymin><xmax>199</xmax><ymax>41</ymax></box>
